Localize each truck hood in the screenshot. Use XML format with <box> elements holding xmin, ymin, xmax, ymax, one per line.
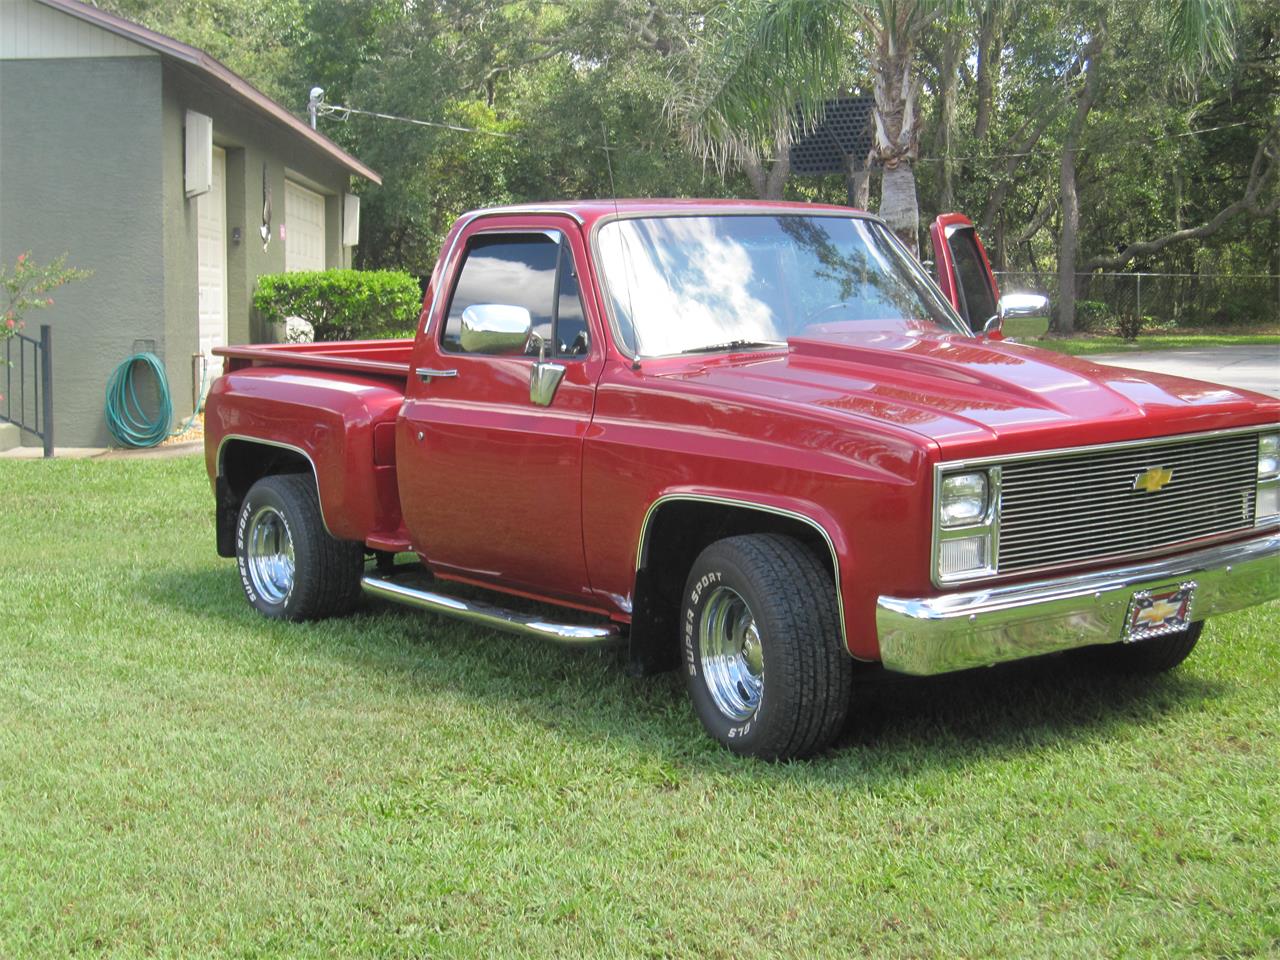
<box><xmin>656</xmin><ymin>332</ymin><xmax>1278</xmax><ymax>457</ymax></box>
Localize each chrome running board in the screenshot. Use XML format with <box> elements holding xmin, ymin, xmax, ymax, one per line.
<box><xmin>361</xmin><ymin>573</ymin><xmax>623</xmax><ymax>646</ymax></box>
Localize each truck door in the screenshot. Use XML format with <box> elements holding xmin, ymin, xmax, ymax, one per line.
<box><xmin>398</xmin><ymin>216</ymin><xmax>604</xmax><ymax>605</ymax></box>
<box><xmin>929</xmin><ymin>213</ymin><xmax>1001</xmax><ymax>334</ymax></box>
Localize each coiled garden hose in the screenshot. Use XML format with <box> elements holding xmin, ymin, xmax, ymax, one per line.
<box><xmin>104</xmin><ymin>352</ymin><xmax>174</xmax><ymax>447</ymax></box>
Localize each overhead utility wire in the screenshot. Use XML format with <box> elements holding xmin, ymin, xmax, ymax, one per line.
<box><xmin>916</xmin><ymin>119</ymin><xmax>1264</xmax><ymax>165</ymax></box>
<box><xmin>316</xmin><ymin>101</ymin><xmax>520</xmax><ymax>139</ymax></box>
<box><xmin>317</xmin><ymin>100</ymin><xmax>1257</xmax><ymax>164</ymax></box>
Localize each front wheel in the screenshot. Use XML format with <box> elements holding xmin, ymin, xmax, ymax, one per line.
<box><xmin>236</xmin><ymin>474</ymin><xmax>364</xmax><ymax>620</ymax></box>
<box><xmin>682</xmin><ymin>534</ymin><xmax>852</xmax><ymax>760</ymax></box>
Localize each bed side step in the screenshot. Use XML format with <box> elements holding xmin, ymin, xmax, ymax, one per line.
<box><xmin>361</xmin><ymin>573</ymin><xmax>622</xmax><ymax>646</ymax></box>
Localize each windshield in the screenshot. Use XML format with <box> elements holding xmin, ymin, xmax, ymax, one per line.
<box><xmin>596</xmin><ymin>214</ymin><xmax>970</xmax><ymax>357</ymax></box>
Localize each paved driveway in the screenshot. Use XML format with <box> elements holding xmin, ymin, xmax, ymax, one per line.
<box><xmin>1088</xmin><ymin>344</ymin><xmax>1280</xmax><ymax>398</ymax></box>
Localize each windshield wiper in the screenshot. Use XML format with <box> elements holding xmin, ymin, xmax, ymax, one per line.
<box><xmin>683</xmin><ymin>339</ymin><xmax>787</xmax><ymax>355</ymax></box>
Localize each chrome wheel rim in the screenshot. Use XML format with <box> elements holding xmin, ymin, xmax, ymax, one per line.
<box><xmin>246</xmin><ymin>505</ymin><xmax>295</xmax><ymax>605</ymax></box>
<box><xmin>699</xmin><ymin>586</ymin><xmax>764</xmax><ymax>721</ymax></box>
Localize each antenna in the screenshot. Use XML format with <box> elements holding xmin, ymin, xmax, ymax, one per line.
<box><xmin>601</xmin><ymin>123</ymin><xmax>641</xmax><ymax>369</ymax></box>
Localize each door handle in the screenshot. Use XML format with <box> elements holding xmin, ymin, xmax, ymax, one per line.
<box><xmin>530</xmin><ymin>361</ymin><xmax>566</xmax><ymax>406</ymax></box>
<box><xmin>416</xmin><ymin>368</ymin><xmax>458</xmax><ymax>383</ymax></box>
<box><xmin>528</xmin><ymin>339</ymin><xmax>566</xmax><ymax>406</ymax></box>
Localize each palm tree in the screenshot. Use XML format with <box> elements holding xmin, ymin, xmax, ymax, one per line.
<box><xmin>666</xmin><ymin>2</ymin><xmax>848</xmax><ymax>203</ymax></box>
<box><xmin>672</xmin><ymin>0</ymin><xmax>958</xmax><ymax>255</ymax></box>
<box><xmin>673</xmin><ymin>0</ymin><xmax>1238</xmax><ymax>262</ymax></box>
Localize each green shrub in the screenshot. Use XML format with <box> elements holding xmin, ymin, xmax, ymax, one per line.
<box><xmin>1074</xmin><ymin>299</ymin><xmax>1112</xmax><ymax>333</ymax></box>
<box><xmin>1116</xmin><ymin>312</ymin><xmax>1146</xmax><ymax>342</ymax></box>
<box><xmin>1142</xmin><ymin>315</ymin><xmax>1180</xmax><ymax>333</ymax></box>
<box><xmin>252</xmin><ymin>269</ymin><xmax>421</xmax><ymax>342</ymax></box>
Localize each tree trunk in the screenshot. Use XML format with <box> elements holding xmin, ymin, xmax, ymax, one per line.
<box><xmin>936</xmin><ymin>29</ymin><xmax>961</xmax><ymax>212</ymax></box>
<box><xmin>1057</xmin><ymin>162</ymin><xmax>1081</xmax><ymax>335</ymax></box>
<box><xmin>974</xmin><ymin>7</ymin><xmax>1001</xmax><ymax>143</ymax></box>
<box><xmin>1055</xmin><ymin>30</ymin><xmax>1105</xmax><ymax>335</ymax></box>
<box><xmin>741</xmin><ymin>154</ymin><xmax>769</xmax><ymax>199</ymax></box>
<box><xmin>741</xmin><ymin>153</ymin><xmax>789</xmax><ymax>200</ymax></box>
<box><xmin>871</xmin><ymin>41</ymin><xmax>921</xmax><ymax>254</ymax></box>
<box><xmin>739</xmin><ymin>117</ymin><xmax>792</xmax><ymax>200</ymax></box>
<box><xmin>1274</xmin><ymin>211</ymin><xmax>1280</xmax><ymax>323</ymax></box>
<box><xmin>846</xmin><ymin>157</ymin><xmax>872</xmax><ymax>209</ymax></box>
<box><xmin>995</xmin><ymin>210</ymin><xmax>1007</xmax><ymax>271</ymax></box>
<box><xmin>881</xmin><ymin>163</ymin><xmax>920</xmax><ymax>252</ymax></box>
<box><xmin>1172</xmin><ymin>169</ymin><xmax>1184</xmax><ymax>323</ymax></box>
<box><xmin>764</xmin><ymin>148</ymin><xmax>790</xmax><ymax>200</ymax></box>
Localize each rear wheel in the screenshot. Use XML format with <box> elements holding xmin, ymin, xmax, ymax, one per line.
<box><xmin>236</xmin><ymin>474</ymin><xmax>364</xmax><ymax>620</ymax></box>
<box><xmin>682</xmin><ymin>534</ymin><xmax>852</xmax><ymax>760</ymax></box>
<box><xmin>1090</xmin><ymin>621</ymin><xmax>1203</xmax><ymax>675</ymax></box>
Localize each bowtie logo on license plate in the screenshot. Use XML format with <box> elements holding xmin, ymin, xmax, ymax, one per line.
<box><xmin>1135</xmin><ymin>596</ymin><xmax>1184</xmax><ymax>628</ymax></box>
<box><xmin>1133</xmin><ymin>466</ymin><xmax>1174</xmax><ymax>493</ymax></box>
<box><xmin>1124</xmin><ymin>583</ymin><xmax>1195</xmax><ymax>642</ymax></box>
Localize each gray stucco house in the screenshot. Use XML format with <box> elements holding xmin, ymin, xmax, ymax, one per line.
<box><xmin>0</xmin><ymin>0</ymin><xmax>380</xmax><ymax>449</ymax></box>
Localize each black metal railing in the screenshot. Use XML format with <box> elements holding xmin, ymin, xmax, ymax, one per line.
<box><xmin>2</xmin><ymin>324</ymin><xmax>54</xmax><ymax>458</ymax></box>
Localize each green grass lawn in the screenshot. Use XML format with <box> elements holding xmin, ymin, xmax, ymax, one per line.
<box><xmin>1020</xmin><ymin>332</ymin><xmax>1280</xmax><ymax>357</ymax></box>
<box><xmin>2</xmin><ymin>456</ymin><xmax>1278</xmax><ymax>958</ymax></box>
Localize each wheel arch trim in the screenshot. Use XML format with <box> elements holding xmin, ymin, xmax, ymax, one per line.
<box><xmin>634</xmin><ymin>492</ymin><xmax>850</xmax><ymax>651</ymax></box>
<box><xmin>216</xmin><ymin>433</ymin><xmax>338</xmax><ymax>539</ymax></box>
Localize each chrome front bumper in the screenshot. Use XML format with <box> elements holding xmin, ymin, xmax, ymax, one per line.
<box><xmin>875</xmin><ymin>533</ymin><xmax>1280</xmax><ymax>675</ymax></box>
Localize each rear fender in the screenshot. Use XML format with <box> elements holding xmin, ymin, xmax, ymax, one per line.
<box><xmin>205</xmin><ymin>368</ymin><xmax>406</xmax><ymax>548</ymax></box>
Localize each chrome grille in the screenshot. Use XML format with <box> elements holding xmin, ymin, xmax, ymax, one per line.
<box><xmin>998</xmin><ymin>432</ymin><xmax>1259</xmax><ymax>573</ymax></box>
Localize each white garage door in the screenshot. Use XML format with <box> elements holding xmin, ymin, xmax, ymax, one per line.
<box><xmin>196</xmin><ymin>145</ymin><xmax>228</xmax><ymax>396</ymax></box>
<box><xmin>285</xmin><ymin>180</ymin><xmax>326</xmax><ymax>272</ymax></box>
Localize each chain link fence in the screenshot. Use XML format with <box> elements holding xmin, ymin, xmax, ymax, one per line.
<box><xmin>993</xmin><ymin>271</ymin><xmax>1280</xmax><ymax>330</ymax></box>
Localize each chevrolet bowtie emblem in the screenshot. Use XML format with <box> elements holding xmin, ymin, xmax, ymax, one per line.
<box><xmin>1133</xmin><ymin>467</ymin><xmax>1174</xmax><ymax>493</ymax></box>
<box><xmin>1135</xmin><ymin>596</ymin><xmax>1184</xmax><ymax>627</ymax></box>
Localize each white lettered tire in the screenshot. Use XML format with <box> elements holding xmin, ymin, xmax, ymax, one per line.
<box><xmin>682</xmin><ymin>534</ymin><xmax>852</xmax><ymax>759</ymax></box>
<box><xmin>236</xmin><ymin>474</ymin><xmax>364</xmax><ymax>620</ymax></box>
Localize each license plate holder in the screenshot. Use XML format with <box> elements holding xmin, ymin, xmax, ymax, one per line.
<box><xmin>1123</xmin><ymin>582</ymin><xmax>1196</xmax><ymax>642</ymax></box>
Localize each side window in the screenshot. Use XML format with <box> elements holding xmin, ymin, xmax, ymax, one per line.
<box><xmin>946</xmin><ymin>228</ymin><xmax>998</xmax><ymax>331</ymax></box>
<box><xmin>443</xmin><ymin>234</ymin><xmax>557</xmax><ymax>353</ymax></box>
<box><xmin>554</xmin><ymin>246</ymin><xmax>590</xmax><ymax>357</ymax></box>
<box><xmin>442</xmin><ymin>232</ymin><xmax>590</xmax><ymax>358</ymax></box>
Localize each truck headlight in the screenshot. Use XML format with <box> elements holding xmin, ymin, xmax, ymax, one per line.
<box><xmin>1258</xmin><ymin>433</ymin><xmax>1280</xmax><ymax>521</ymax></box>
<box><xmin>939</xmin><ymin>472</ymin><xmax>989</xmax><ymax>528</ymax></box>
<box><xmin>1260</xmin><ymin>434</ymin><xmax>1279</xmax><ymax>479</ymax></box>
<box><xmin>935</xmin><ymin>467</ymin><xmax>1000</xmax><ymax>582</ymax></box>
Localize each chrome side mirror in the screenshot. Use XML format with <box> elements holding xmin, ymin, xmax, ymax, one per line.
<box><xmin>982</xmin><ymin>292</ymin><xmax>1049</xmax><ymax>337</ymax></box>
<box><xmin>1000</xmin><ymin>292</ymin><xmax>1049</xmax><ymax>320</ymax></box>
<box><xmin>530</xmin><ymin>338</ymin><xmax>566</xmax><ymax>407</ymax></box>
<box><xmin>460</xmin><ymin>303</ymin><xmax>533</xmax><ymax>355</ymax></box>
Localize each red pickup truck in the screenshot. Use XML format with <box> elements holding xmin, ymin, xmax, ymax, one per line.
<box><xmin>205</xmin><ymin>200</ymin><xmax>1279</xmax><ymax>759</ymax></box>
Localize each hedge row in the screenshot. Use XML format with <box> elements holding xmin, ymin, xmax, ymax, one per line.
<box><xmin>252</xmin><ymin>269</ymin><xmax>421</xmax><ymax>342</ymax></box>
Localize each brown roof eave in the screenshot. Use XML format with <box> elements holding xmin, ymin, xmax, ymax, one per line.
<box><xmin>33</xmin><ymin>0</ymin><xmax>381</xmax><ymax>185</ymax></box>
